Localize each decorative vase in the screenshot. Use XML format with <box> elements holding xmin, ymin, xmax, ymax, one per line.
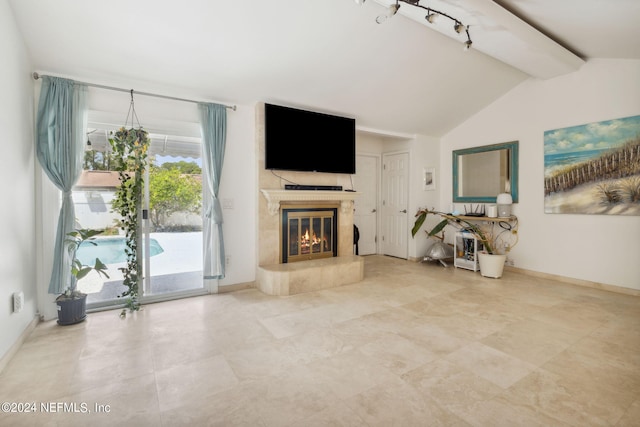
<box><xmin>478</xmin><ymin>253</ymin><xmax>507</xmax><ymax>278</ymax></box>
<box><xmin>56</xmin><ymin>293</ymin><xmax>87</xmax><ymax>325</ymax></box>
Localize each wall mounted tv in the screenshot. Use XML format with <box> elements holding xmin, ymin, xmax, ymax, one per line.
<box><xmin>264</xmin><ymin>103</ymin><xmax>356</xmax><ymax>174</ymax></box>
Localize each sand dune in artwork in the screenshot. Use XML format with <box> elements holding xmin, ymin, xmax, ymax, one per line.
<box><xmin>544</xmin><ymin>177</ymin><xmax>640</xmax><ymax>215</ymax></box>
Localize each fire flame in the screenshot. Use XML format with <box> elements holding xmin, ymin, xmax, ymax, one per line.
<box><xmin>300</xmin><ymin>228</ymin><xmax>325</xmax><ymax>254</ymax></box>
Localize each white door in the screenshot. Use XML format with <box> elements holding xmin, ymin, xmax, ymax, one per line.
<box><xmin>382</xmin><ymin>152</ymin><xmax>409</xmax><ymax>259</ymax></box>
<box><xmin>354</xmin><ymin>154</ymin><xmax>379</xmax><ymax>255</ymax></box>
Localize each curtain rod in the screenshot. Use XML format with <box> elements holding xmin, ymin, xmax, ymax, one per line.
<box><xmin>32</xmin><ymin>72</ymin><xmax>236</xmax><ymax>111</ymax></box>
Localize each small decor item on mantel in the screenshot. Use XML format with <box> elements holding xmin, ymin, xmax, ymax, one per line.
<box><xmin>56</xmin><ymin>228</ymin><xmax>109</xmax><ymax>325</ymax></box>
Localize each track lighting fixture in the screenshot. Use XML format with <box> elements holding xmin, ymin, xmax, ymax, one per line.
<box><xmin>357</xmin><ymin>0</ymin><xmax>473</xmax><ymax>50</ymax></box>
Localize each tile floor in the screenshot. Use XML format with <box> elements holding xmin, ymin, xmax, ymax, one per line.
<box><xmin>1</xmin><ymin>255</ymin><xmax>639</xmax><ymax>426</ymax></box>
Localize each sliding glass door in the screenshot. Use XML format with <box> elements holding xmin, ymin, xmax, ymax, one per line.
<box><xmin>74</xmin><ymin>129</ymin><xmax>207</xmax><ymax>309</ymax></box>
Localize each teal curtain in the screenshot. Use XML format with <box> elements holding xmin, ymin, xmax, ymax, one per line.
<box><xmin>36</xmin><ymin>76</ymin><xmax>88</xmax><ymax>294</ymax></box>
<box><xmin>199</xmin><ymin>103</ymin><xmax>227</xmax><ymax>282</ymax></box>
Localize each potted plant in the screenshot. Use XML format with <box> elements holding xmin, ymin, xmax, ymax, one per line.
<box><xmin>56</xmin><ymin>228</ymin><xmax>109</xmax><ymax>325</ymax></box>
<box><xmin>412</xmin><ymin>208</ymin><xmax>518</xmax><ymax>278</ymax></box>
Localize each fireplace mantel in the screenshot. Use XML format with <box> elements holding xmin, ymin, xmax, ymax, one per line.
<box><xmin>260</xmin><ymin>189</ymin><xmax>361</xmax><ymax>215</ymax></box>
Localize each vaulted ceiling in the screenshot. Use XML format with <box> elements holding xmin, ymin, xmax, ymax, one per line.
<box><xmin>8</xmin><ymin>0</ymin><xmax>640</xmax><ymax>137</ymax></box>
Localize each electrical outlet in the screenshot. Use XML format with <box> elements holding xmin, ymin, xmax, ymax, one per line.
<box><xmin>506</xmin><ymin>257</ymin><xmax>515</xmax><ymax>267</ymax></box>
<box><xmin>13</xmin><ymin>291</ymin><xmax>24</xmax><ymax>313</ymax></box>
<box><xmin>225</xmin><ymin>255</ymin><xmax>231</xmax><ymax>267</ymax></box>
<box><xmin>222</xmin><ymin>198</ymin><xmax>234</xmax><ymax>210</ymax></box>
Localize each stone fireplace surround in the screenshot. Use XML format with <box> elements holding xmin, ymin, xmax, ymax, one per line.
<box><xmin>255</xmin><ymin>103</ymin><xmax>364</xmax><ymax>296</ymax></box>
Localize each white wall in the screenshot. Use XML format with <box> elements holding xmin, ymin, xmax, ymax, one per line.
<box><xmin>406</xmin><ymin>135</ymin><xmax>441</xmax><ymax>260</ymax></box>
<box><xmin>356</xmin><ymin>131</ymin><xmax>385</xmax><ymax>154</ymax></box>
<box><xmin>441</xmin><ymin>59</ymin><xmax>640</xmax><ymax>291</ymax></box>
<box><xmin>0</xmin><ymin>0</ymin><xmax>38</xmax><ymax>365</ymax></box>
<box><xmin>217</xmin><ymin>104</ymin><xmax>256</xmax><ymax>288</ymax></box>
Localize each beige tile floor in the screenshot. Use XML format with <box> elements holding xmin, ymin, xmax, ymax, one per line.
<box><xmin>1</xmin><ymin>255</ymin><xmax>639</xmax><ymax>426</ymax></box>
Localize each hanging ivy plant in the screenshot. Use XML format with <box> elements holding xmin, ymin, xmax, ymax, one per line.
<box><xmin>110</xmin><ymin>127</ymin><xmax>149</xmax><ymax>312</ymax></box>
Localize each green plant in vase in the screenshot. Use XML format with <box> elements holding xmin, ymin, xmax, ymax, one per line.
<box><xmin>56</xmin><ymin>228</ymin><xmax>110</xmax><ymax>325</ymax></box>
<box><xmin>412</xmin><ymin>208</ymin><xmax>518</xmax><ymax>255</ymax></box>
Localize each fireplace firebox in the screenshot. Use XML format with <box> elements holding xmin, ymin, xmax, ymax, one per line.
<box><xmin>281</xmin><ymin>206</ymin><xmax>338</xmax><ymax>263</ymax></box>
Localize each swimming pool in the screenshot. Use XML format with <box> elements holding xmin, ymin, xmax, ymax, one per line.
<box><xmin>76</xmin><ymin>237</ymin><xmax>164</xmax><ymax>265</ymax></box>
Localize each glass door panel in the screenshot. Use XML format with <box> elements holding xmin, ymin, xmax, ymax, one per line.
<box><xmin>143</xmin><ymin>154</ymin><xmax>204</xmax><ymax>299</ymax></box>
<box><xmin>73</xmin><ymin>184</ymin><xmax>129</xmax><ymax>308</ymax></box>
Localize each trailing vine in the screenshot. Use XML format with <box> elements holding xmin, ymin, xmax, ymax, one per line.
<box><xmin>110</xmin><ymin>127</ymin><xmax>149</xmax><ymax>312</ymax></box>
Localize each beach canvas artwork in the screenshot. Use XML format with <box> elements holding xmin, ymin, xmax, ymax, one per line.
<box><xmin>544</xmin><ymin>115</ymin><xmax>640</xmax><ymax>215</ymax></box>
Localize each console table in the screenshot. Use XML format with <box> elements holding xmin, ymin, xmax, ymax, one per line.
<box><xmin>453</xmin><ymin>215</ymin><xmax>516</xmax><ymax>222</ymax></box>
<box><xmin>450</xmin><ymin>215</ymin><xmax>518</xmax><ymax>271</ymax></box>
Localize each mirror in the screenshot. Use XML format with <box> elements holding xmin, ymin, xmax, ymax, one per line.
<box><xmin>453</xmin><ymin>141</ymin><xmax>519</xmax><ymax>203</ymax></box>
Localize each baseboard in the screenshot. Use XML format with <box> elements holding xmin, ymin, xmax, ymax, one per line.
<box><xmin>219</xmin><ymin>281</ymin><xmax>255</xmax><ymax>293</ymax></box>
<box><xmin>505</xmin><ymin>266</ymin><xmax>640</xmax><ymax>297</ymax></box>
<box><xmin>0</xmin><ymin>315</ymin><xmax>40</xmax><ymax>375</ymax></box>
<box><xmin>410</xmin><ymin>255</ymin><xmax>638</xmax><ymax>297</ymax></box>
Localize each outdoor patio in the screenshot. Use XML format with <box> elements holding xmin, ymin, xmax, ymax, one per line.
<box><xmin>78</xmin><ymin>231</ymin><xmax>204</xmax><ymax>304</ymax></box>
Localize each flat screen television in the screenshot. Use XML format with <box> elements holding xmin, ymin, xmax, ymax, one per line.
<box><xmin>264</xmin><ymin>103</ymin><xmax>356</xmax><ymax>174</ymax></box>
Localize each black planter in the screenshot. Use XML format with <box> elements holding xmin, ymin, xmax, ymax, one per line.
<box><xmin>56</xmin><ymin>293</ymin><xmax>87</xmax><ymax>325</ymax></box>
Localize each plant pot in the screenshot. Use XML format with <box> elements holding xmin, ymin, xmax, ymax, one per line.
<box><xmin>56</xmin><ymin>293</ymin><xmax>87</xmax><ymax>325</ymax></box>
<box><xmin>478</xmin><ymin>253</ymin><xmax>507</xmax><ymax>278</ymax></box>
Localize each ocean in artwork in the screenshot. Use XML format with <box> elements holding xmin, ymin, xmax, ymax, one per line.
<box><xmin>544</xmin><ymin>149</ymin><xmax>608</xmax><ymax>176</ymax></box>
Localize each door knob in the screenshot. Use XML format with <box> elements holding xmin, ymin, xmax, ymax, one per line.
<box><xmin>401</xmin><ymin>209</ymin><xmax>407</xmax><ymax>213</ymax></box>
<box><xmin>371</xmin><ymin>209</ymin><xmax>377</xmax><ymax>213</ymax></box>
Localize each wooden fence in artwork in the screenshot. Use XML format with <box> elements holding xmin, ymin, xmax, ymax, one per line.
<box><xmin>544</xmin><ymin>138</ymin><xmax>640</xmax><ymax>195</ymax></box>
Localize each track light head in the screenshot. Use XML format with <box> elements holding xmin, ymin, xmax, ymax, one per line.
<box><xmin>454</xmin><ymin>22</ymin><xmax>466</xmax><ymax>33</ymax></box>
<box><xmin>376</xmin><ymin>3</ymin><xmax>400</xmax><ymax>24</ymax></box>
<box><xmin>353</xmin><ymin>0</ymin><xmax>366</xmax><ymax>5</ymax></box>
<box><xmin>425</xmin><ymin>11</ymin><xmax>437</xmax><ymax>24</ymax></box>
<box><xmin>464</xmin><ymin>39</ymin><xmax>472</xmax><ymax>51</ymax></box>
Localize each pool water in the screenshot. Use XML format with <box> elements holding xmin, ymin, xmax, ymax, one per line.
<box><xmin>76</xmin><ymin>237</ymin><xmax>164</xmax><ymax>265</ymax></box>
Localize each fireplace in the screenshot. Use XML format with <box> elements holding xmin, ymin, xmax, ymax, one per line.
<box><xmin>257</xmin><ymin>187</ymin><xmax>363</xmax><ymax>296</ymax></box>
<box><xmin>281</xmin><ymin>206</ymin><xmax>337</xmax><ymax>263</ymax></box>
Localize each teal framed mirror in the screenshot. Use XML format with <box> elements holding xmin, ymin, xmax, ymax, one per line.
<box><xmin>452</xmin><ymin>141</ymin><xmax>519</xmax><ymax>203</ymax></box>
